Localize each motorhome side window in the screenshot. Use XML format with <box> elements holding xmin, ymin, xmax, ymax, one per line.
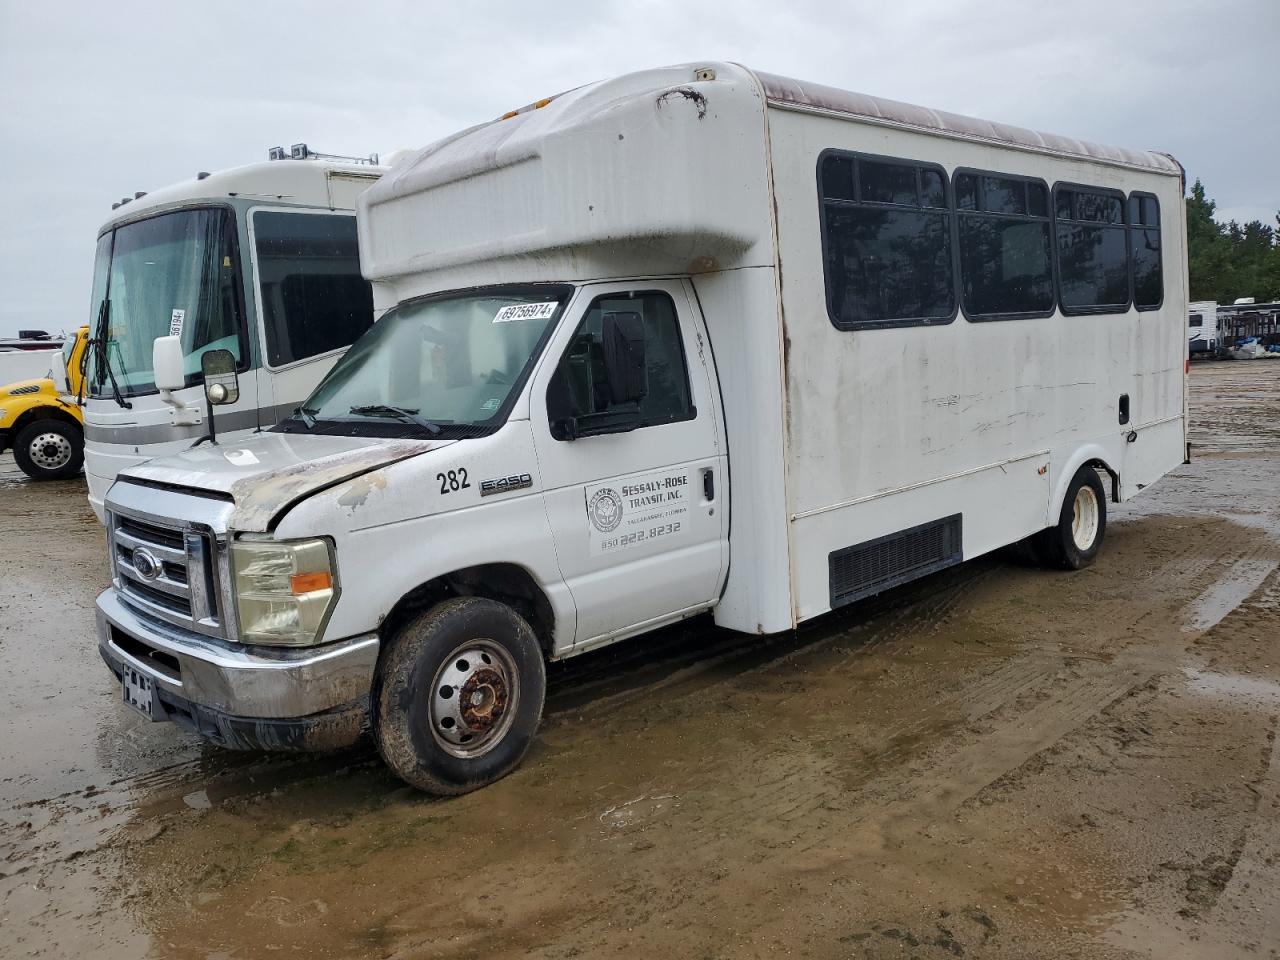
<box><xmin>1054</xmin><ymin>186</ymin><xmax>1130</xmax><ymax>314</ymax></box>
<box><xmin>547</xmin><ymin>291</ymin><xmax>694</xmax><ymax>439</ymax></box>
<box><xmin>818</xmin><ymin>151</ymin><xmax>955</xmax><ymax>330</ymax></box>
<box><xmin>955</xmin><ymin>172</ymin><xmax>1054</xmax><ymax>320</ymax></box>
<box><xmin>1129</xmin><ymin>193</ymin><xmax>1163</xmax><ymax>310</ymax></box>
<box><xmin>252</xmin><ymin>211</ymin><xmax>375</xmax><ymax>366</ymax></box>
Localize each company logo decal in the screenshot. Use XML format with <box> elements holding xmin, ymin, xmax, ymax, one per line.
<box><xmin>588</xmin><ymin>488</ymin><xmax>624</xmax><ymax>533</ymax></box>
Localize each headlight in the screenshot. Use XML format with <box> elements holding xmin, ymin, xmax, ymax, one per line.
<box><xmin>231</xmin><ymin>538</ymin><xmax>338</xmax><ymax>646</ymax></box>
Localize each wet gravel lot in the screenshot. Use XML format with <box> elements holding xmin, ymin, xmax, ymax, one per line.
<box><xmin>2</xmin><ymin>360</ymin><xmax>1278</xmax><ymax>960</ymax></box>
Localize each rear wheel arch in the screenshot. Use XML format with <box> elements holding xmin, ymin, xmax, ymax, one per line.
<box><xmin>1051</xmin><ymin>447</ymin><xmax>1119</xmax><ymax>519</ymax></box>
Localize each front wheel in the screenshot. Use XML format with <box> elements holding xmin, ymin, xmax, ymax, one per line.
<box><xmin>13</xmin><ymin>418</ymin><xmax>84</xmax><ymax>480</ymax></box>
<box><xmin>1033</xmin><ymin>466</ymin><xmax>1108</xmax><ymax>570</ymax></box>
<box><xmin>374</xmin><ymin>597</ymin><xmax>546</xmax><ymax>795</ymax></box>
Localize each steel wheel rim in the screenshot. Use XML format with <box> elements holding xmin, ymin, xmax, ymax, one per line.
<box><xmin>1072</xmin><ymin>485</ymin><xmax>1099</xmax><ymax>550</ymax></box>
<box><xmin>29</xmin><ymin>432</ymin><xmax>72</xmax><ymax>470</ymax></box>
<box><xmin>429</xmin><ymin>638</ymin><xmax>519</xmax><ymax>759</ymax></box>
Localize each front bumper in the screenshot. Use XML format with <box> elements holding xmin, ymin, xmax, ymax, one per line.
<box><xmin>96</xmin><ymin>588</ymin><xmax>379</xmax><ymax>751</ymax></box>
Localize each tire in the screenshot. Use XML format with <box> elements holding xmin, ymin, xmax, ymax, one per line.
<box><xmin>1033</xmin><ymin>466</ymin><xmax>1108</xmax><ymax>570</ymax></box>
<box><xmin>13</xmin><ymin>418</ymin><xmax>83</xmax><ymax>480</ymax></box>
<box><xmin>374</xmin><ymin>597</ymin><xmax>545</xmax><ymax>795</ymax></box>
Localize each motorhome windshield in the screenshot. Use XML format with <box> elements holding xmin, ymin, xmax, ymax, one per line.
<box><xmin>287</xmin><ymin>286</ymin><xmax>571</xmax><ymax>439</ymax></box>
<box><xmin>88</xmin><ymin>207</ymin><xmax>243</xmax><ymax>398</ymax></box>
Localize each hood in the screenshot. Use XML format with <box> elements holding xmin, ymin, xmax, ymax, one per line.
<box><xmin>117</xmin><ymin>432</ymin><xmax>449</xmax><ymax>531</ymax></box>
<box><xmin>0</xmin><ymin>377</ymin><xmax>54</xmax><ymax>399</ymax></box>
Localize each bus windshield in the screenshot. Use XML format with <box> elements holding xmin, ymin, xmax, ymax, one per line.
<box><xmin>88</xmin><ymin>208</ymin><xmax>243</xmax><ymax>398</ymax></box>
<box><xmin>290</xmin><ymin>286</ymin><xmax>572</xmax><ymax>439</ymax></box>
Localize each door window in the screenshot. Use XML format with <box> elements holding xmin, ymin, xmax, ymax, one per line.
<box><xmin>547</xmin><ymin>291</ymin><xmax>695</xmax><ymax>439</ymax></box>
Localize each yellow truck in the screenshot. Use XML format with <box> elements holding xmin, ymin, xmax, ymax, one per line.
<box><xmin>0</xmin><ymin>325</ymin><xmax>89</xmax><ymax>480</ymax></box>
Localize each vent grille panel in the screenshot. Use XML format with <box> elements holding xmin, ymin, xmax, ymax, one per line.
<box><xmin>829</xmin><ymin>514</ymin><xmax>962</xmax><ymax>609</ymax></box>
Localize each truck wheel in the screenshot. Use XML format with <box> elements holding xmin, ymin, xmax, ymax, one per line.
<box><xmin>13</xmin><ymin>418</ymin><xmax>83</xmax><ymax>480</ymax></box>
<box><xmin>374</xmin><ymin>597</ymin><xmax>545</xmax><ymax>795</ymax></box>
<box><xmin>1033</xmin><ymin>466</ymin><xmax>1107</xmax><ymax>570</ymax></box>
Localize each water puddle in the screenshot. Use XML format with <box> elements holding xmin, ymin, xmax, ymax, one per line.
<box><xmin>1183</xmin><ymin>667</ymin><xmax>1280</xmax><ymax>705</ymax></box>
<box><xmin>1184</xmin><ymin>558</ymin><xmax>1277</xmax><ymax>632</ymax></box>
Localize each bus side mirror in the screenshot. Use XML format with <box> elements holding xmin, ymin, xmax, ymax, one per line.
<box><xmin>50</xmin><ymin>352</ymin><xmax>70</xmax><ymax>394</ymax></box>
<box><xmin>601</xmin><ymin>311</ymin><xmax>648</xmax><ymax>405</ymax></box>
<box><xmin>153</xmin><ymin>336</ymin><xmax>185</xmax><ymax>391</ymax></box>
<box><xmin>200</xmin><ymin>349</ymin><xmax>239</xmax><ymax>405</ymax></box>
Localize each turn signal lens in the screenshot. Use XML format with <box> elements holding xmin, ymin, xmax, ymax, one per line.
<box><xmin>290</xmin><ymin>570</ymin><xmax>333</xmax><ymax>595</ymax></box>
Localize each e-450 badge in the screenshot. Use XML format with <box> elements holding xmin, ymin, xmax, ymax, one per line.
<box><xmin>479</xmin><ymin>473</ymin><xmax>533</xmax><ymax>497</ymax></box>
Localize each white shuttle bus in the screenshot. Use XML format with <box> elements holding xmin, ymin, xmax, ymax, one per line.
<box><xmin>94</xmin><ymin>64</ymin><xmax>1187</xmax><ymax>794</ymax></box>
<box><xmin>78</xmin><ymin>149</ymin><xmax>385</xmax><ymax>518</ymax></box>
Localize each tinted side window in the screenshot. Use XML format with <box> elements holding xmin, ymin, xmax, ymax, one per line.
<box><xmin>1054</xmin><ymin>187</ymin><xmax>1130</xmax><ymax>313</ymax></box>
<box><xmin>955</xmin><ymin>172</ymin><xmax>1053</xmax><ymax>320</ymax></box>
<box><xmin>1129</xmin><ymin>193</ymin><xmax>1163</xmax><ymax>310</ymax></box>
<box><xmin>547</xmin><ymin>291</ymin><xmax>694</xmax><ymax>437</ymax></box>
<box><xmin>819</xmin><ymin>152</ymin><xmax>955</xmax><ymax>329</ymax></box>
<box><xmin>253</xmin><ymin>212</ymin><xmax>374</xmax><ymax>366</ymax></box>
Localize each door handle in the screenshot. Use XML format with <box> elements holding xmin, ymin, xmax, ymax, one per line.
<box><xmin>702</xmin><ymin>467</ymin><xmax>715</xmax><ymax>501</ymax></box>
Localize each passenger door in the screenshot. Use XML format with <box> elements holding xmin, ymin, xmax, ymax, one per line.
<box><xmin>532</xmin><ymin>281</ymin><xmax>727</xmax><ymax>648</ymax></box>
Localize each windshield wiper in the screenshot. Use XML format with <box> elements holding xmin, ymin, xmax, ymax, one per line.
<box><xmin>293</xmin><ymin>405</ymin><xmax>318</xmax><ymax>429</ymax></box>
<box><xmin>92</xmin><ymin>299</ymin><xmax>132</xmax><ymax>409</ymax></box>
<box><xmin>348</xmin><ymin>404</ymin><xmax>443</xmax><ymax>435</ymax></box>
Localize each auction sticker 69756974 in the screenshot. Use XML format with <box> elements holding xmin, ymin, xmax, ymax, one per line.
<box><xmin>585</xmin><ymin>469</ymin><xmax>691</xmax><ymax>555</ymax></box>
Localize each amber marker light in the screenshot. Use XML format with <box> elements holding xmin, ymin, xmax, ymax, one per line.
<box><xmin>291</xmin><ymin>571</ymin><xmax>333</xmax><ymax>595</ymax></box>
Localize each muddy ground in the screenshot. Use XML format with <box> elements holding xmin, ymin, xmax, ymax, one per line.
<box><xmin>2</xmin><ymin>360</ymin><xmax>1278</xmax><ymax>960</ymax></box>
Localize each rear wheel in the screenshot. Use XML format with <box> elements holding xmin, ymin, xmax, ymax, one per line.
<box><xmin>13</xmin><ymin>418</ymin><xmax>83</xmax><ymax>480</ymax></box>
<box><xmin>374</xmin><ymin>597</ymin><xmax>545</xmax><ymax>795</ymax></box>
<box><xmin>1033</xmin><ymin>466</ymin><xmax>1107</xmax><ymax>570</ymax></box>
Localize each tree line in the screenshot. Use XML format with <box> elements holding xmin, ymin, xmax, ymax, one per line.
<box><xmin>1186</xmin><ymin>180</ymin><xmax>1280</xmax><ymax>304</ymax></box>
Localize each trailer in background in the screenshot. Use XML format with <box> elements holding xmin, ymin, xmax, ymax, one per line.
<box><xmin>1188</xmin><ymin>300</ymin><xmax>1218</xmax><ymax>358</ymax></box>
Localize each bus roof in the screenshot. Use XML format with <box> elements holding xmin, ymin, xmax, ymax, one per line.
<box><xmin>99</xmin><ymin>158</ymin><xmax>386</xmax><ymax>234</ymax></box>
<box><xmin>756</xmin><ymin>70</ymin><xmax>1181</xmax><ymax>176</ymax></box>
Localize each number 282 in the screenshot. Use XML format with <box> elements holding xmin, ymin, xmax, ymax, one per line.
<box><xmin>437</xmin><ymin>469</ymin><xmax>470</xmax><ymax>494</ymax></box>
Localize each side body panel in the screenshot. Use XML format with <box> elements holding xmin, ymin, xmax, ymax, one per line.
<box><xmin>766</xmin><ymin>105</ymin><xmax>1187</xmax><ymax>624</ymax></box>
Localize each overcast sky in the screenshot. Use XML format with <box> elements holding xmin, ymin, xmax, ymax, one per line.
<box><xmin>1</xmin><ymin>0</ymin><xmax>1276</xmax><ymax>338</ymax></box>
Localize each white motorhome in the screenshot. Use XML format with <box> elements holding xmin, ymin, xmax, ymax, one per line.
<box><xmin>94</xmin><ymin>64</ymin><xmax>1187</xmax><ymax>794</ymax></box>
<box><xmin>79</xmin><ymin>148</ymin><xmax>385</xmax><ymax>518</ymax></box>
<box><xmin>1188</xmin><ymin>300</ymin><xmax>1218</xmax><ymax>357</ymax></box>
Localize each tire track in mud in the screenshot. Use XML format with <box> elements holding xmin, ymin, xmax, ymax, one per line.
<box><xmin>653</xmin><ymin>513</ymin><xmax>1280</xmax><ymax>860</ymax></box>
<box><xmin>519</xmin><ymin>524</ymin><xmax>1280</xmax><ymax>960</ymax></box>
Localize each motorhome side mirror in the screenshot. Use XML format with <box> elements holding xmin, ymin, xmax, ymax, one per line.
<box><xmin>50</xmin><ymin>352</ymin><xmax>69</xmax><ymax>394</ymax></box>
<box><xmin>153</xmin><ymin>335</ymin><xmax>186</xmax><ymax>391</ymax></box>
<box><xmin>601</xmin><ymin>311</ymin><xmax>648</xmax><ymax>405</ymax></box>
<box><xmin>200</xmin><ymin>349</ymin><xmax>239</xmax><ymax>405</ymax></box>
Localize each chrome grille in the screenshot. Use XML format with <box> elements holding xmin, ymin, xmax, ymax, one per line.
<box><xmin>110</xmin><ymin>511</ymin><xmax>219</xmax><ymax>634</ymax></box>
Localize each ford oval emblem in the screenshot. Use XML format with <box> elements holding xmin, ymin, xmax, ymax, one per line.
<box><xmin>132</xmin><ymin>547</ymin><xmax>161</xmax><ymax>582</ymax></box>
